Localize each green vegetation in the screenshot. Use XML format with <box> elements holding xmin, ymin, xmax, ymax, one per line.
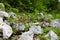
<box><xmin>0</xmin><ymin>0</ymin><xmax>60</xmax><ymax>40</ymax></box>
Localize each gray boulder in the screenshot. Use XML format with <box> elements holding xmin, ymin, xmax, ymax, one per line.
<box><xmin>45</xmin><ymin>30</ymin><xmax>58</xmax><ymax>40</ymax></box>
<box><xmin>18</xmin><ymin>31</ymin><xmax>34</xmax><ymax>40</ymax></box>
<box><xmin>50</xmin><ymin>19</ymin><xmax>60</xmax><ymax>28</ymax></box>
<box><xmin>0</xmin><ymin>22</ymin><xmax>13</xmax><ymax>39</ymax></box>
<box><xmin>0</xmin><ymin>17</ymin><xmax>3</xmax><ymax>22</ymax></box>
<box><xmin>29</xmin><ymin>26</ymin><xmax>42</xmax><ymax>34</ymax></box>
<box><xmin>0</xmin><ymin>10</ymin><xmax>10</xmax><ymax>18</ymax></box>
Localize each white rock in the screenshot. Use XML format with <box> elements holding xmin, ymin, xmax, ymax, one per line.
<box><xmin>0</xmin><ymin>22</ymin><xmax>13</xmax><ymax>39</ymax></box>
<box><xmin>18</xmin><ymin>31</ymin><xmax>34</xmax><ymax>40</ymax></box>
<box><xmin>29</xmin><ymin>26</ymin><xmax>42</xmax><ymax>34</ymax></box>
<box><xmin>45</xmin><ymin>30</ymin><xmax>58</xmax><ymax>40</ymax></box>
<box><xmin>16</xmin><ymin>23</ymin><xmax>25</xmax><ymax>31</ymax></box>
<box><xmin>0</xmin><ymin>17</ymin><xmax>12</xmax><ymax>39</ymax></box>
<box><xmin>50</xmin><ymin>19</ymin><xmax>60</xmax><ymax>28</ymax></box>
<box><xmin>0</xmin><ymin>11</ymin><xmax>10</xmax><ymax>18</ymax></box>
<box><xmin>0</xmin><ymin>17</ymin><xmax>3</xmax><ymax>22</ymax></box>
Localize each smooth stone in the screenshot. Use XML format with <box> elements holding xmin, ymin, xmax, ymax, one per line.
<box><xmin>0</xmin><ymin>22</ymin><xmax>13</xmax><ymax>39</ymax></box>
<box><xmin>0</xmin><ymin>10</ymin><xmax>10</xmax><ymax>18</ymax></box>
<box><xmin>0</xmin><ymin>17</ymin><xmax>3</xmax><ymax>22</ymax></box>
<box><xmin>18</xmin><ymin>31</ymin><xmax>34</xmax><ymax>40</ymax></box>
<box><xmin>50</xmin><ymin>19</ymin><xmax>60</xmax><ymax>28</ymax></box>
<box><xmin>45</xmin><ymin>30</ymin><xmax>58</xmax><ymax>40</ymax></box>
<box><xmin>29</xmin><ymin>26</ymin><xmax>42</xmax><ymax>34</ymax></box>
